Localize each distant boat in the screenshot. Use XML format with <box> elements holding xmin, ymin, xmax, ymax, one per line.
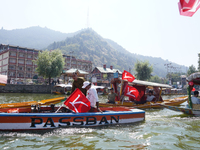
<box><xmin>161</xmin><ymin>72</ymin><xmax>200</xmax><ymax>116</ymax></box>
<box><xmin>52</xmin><ymin>84</ymin><xmax>72</xmax><ymax>95</ymax></box>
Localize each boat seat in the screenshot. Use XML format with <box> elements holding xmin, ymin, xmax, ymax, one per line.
<box><xmin>192</xmin><ymin>104</ymin><xmax>200</xmax><ymax>110</ymax></box>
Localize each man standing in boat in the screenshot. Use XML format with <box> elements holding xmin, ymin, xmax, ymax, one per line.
<box><xmin>191</xmin><ymin>91</ymin><xmax>200</xmax><ymax>104</ymax></box>
<box><xmin>107</xmin><ymin>87</ymin><xmax>118</xmax><ymax>104</ymax></box>
<box><xmin>82</xmin><ymin>81</ymin><xmax>101</xmax><ymax>112</ymax></box>
<box><xmin>71</xmin><ymin>72</ymin><xmax>87</xmax><ymax>96</ymax></box>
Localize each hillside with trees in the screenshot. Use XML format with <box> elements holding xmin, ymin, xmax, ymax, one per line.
<box><xmin>47</xmin><ymin>28</ymin><xmax>187</xmax><ymax>77</ymax></box>
<box><xmin>0</xmin><ymin>26</ymin><xmax>188</xmax><ymax>77</ymax></box>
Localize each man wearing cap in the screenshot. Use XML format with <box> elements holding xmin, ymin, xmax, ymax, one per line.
<box><xmin>71</xmin><ymin>72</ymin><xmax>86</xmax><ymax>96</ymax></box>
<box><xmin>82</xmin><ymin>81</ymin><xmax>101</xmax><ymax>112</ymax></box>
<box><xmin>107</xmin><ymin>88</ymin><xmax>118</xmax><ymax>104</ymax></box>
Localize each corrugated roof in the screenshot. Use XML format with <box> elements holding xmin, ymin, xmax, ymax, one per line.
<box><xmin>96</xmin><ymin>67</ymin><xmax>122</xmax><ymax>74</ymax></box>
<box><xmin>62</xmin><ymin>69</ymin><xmax>89</xmax><ymax>75</ymax></box>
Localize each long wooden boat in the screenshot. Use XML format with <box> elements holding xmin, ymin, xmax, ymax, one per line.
<box><xmin>159</xmin><ymin>72</ymin><xmax>200</xmax><ymax>116</ymax></box>
<box><xmin>0</xmin><ymin>106</ymin><xmax>145</xmax><ymax>131</ymax></box>
<box><xmin>159</xmin><ymin>104</ymin><xmax>200</xmax><ymax>116</ymax></box>
<box><xmin>100</xmin><ymin>78</ymin><xmax>187</xmax><ymax>109</ymax></box>
<box><xmin>100</xmin><ymin>96</ymin><xmax>188</xmax><ymax>109</ymax></box>
<box><xmin>0</xmin><ymin>97</ymin><xmax>65</xmax><ymax>108</ymax></box>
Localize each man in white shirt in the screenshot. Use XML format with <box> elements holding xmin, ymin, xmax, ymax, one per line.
<box><xmin>191</xmin><ymin>91</ymin><xmax>200</xmax><ymax>104</ymax></box>
<box><xmin>82</xmin><ymin>81</ymin><xmax>101</xmax><ymax>112</ymax></box>
<box><xmin>146</xmin><ymin>90</ymin><xmax>156</xmax><ymax>102</ymax></box>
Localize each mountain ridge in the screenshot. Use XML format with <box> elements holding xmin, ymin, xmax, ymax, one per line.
<box><xmin>0</xmin><ymin>26</ymin><xmax>187</xmax><ymax>77</ymax></box>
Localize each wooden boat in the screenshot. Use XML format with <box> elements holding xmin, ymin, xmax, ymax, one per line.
<box><xmin>0</xmin><ymin>106</ymin><xmax>145</xmax><ymax>131</ymax></box>
<box><xmin>160</xmin><ymin>72</ymin><xmax>200</xmax><ymax>116</ymax></box>
<box><xmin>52</xmin><ymin>84</ymin><xmax>72</xmax><ymax>95</ymax></box>
<box><xmin>159</xmin><ymin>104</ymin><xmax>200</xmax><ymax>116</ymax></box>
<box><xmin>99</xmin><ymin>78</ymin><xmax>187</xmax><ymax>109</ymax></box>
<box><xmin>0</xmin><ymin>96</ymin><xmax>65</xmax><ymax>108</ymax></box>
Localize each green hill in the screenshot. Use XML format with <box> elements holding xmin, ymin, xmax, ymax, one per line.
<box><xmin>47</xmin><ymin>28</ymin><xmax>187</xmax><ymax>77</ymax></box>
<box><xmin>0</xmin><ymin>26</ymin><xmax>187</xmax><ymax>77</ymax></box>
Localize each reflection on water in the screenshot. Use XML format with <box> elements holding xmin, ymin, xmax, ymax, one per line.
<box><xmin>0</xmin><ymin>93</ymin><xmax>200</xmax><ymax>149</ymax></box>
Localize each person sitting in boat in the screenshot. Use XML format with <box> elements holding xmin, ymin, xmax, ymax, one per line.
<box><xmin>191</xmin><ymin>91</ymin><xmax>200</xmax><ymax>104</ymax></box>
<box><xmin>107</xmin><ymin>88</ymin><xmax>118</xmax><ymax>104</ymax></box>
<box><xmin>146</xmin><ymin>90</ymin><xmax>156</xmax><ymax>102</ymax></box>
<box><xmin>82</xmin><ymin>81</ymin><xmax>101</xmax><ymax>112</ymax></box>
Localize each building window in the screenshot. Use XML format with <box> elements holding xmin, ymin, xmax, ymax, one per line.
<box><xmin>27</xmin><ymin>54</ymin><xmax>32</xmax><ymax>58</ymax></box>
<box><xmin>19</xmin><ymin>53</ymin><xmax>25</xmax><ymax>57</ymax></box>
<box><xmin>9</xmin><ymin>65</ymin><xmax>15</xmax><ymax>70</ymax></box>
<box><xmin>26</xmin><ymin>60</ymin><xmax>32</xmax><ymax>65</ymax></box>
<box><xmin>18</xmin><ymin>66</ymin><xmax>23</xmax><ymax>71</ymax></box>
<box><xmin>9</xmin><ymin>72</ymin><xmax>15</xmax><ymax>76</ymax></box>
<box><xmin>27</xmin><ymin>67</ymin><xmax>32</xmax><ymax>71</ymax></box>
<box><xmin>10</xmin><ymin>52</ymin><xmax>16</xmax><ymax>56</ymax></box>
<box><xmin>26</xmin><ymin>74</ymin><xmax>31</xmax><ymax>78</ymax></box>
<box><xmin>9</xmin><ymin>58</ymin><xmax>16</xmax><ymax>63</ymax></box>
<box><xmin>18</xmin><ymin>73</ymin><xmax>24</xmax><ymax>77</ymax></box>
<box><xmin>18</xmin><ymin>59</ymin><xmax>24</xmax><ymax>64</ymax></box>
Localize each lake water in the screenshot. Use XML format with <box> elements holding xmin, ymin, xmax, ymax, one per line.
<box><xmin>0</xmin><ymin>93</ymin><xmax>200</xmax><ymax>150</ymax></box>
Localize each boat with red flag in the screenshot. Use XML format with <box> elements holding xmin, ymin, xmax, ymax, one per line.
<box><xmin>0</xmin><ymin>106</ymin><xmax>145</xmax><ymax>131</ymax></box>
<box><xmin>99</xmin><ymin>70</ymin><xmax>187</xmax><ymax>109</ymax></box>
<box><xmin>0</xmin><ymin>88</ymin><xmax>145</xmax><ymax>131</ymax></box>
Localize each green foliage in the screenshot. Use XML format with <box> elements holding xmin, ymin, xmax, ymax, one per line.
<box><xmin>149</xmin><ymin>75</ymin><xmax>163</xmax><ymax>83</ymax></box>
<box><xmin>134</xmin><ymin>61</ymin><xmax>153</xmax><ymax>80</ymax></box>
<box><xmin>34</xmin><ymin>49</ymin><xmax>65</xmax><ymax>84</ymax></box>
<box><xmin>166</xmin><ymin>73</ymin><xmax>181</xmax><ymax>84</ymax></box>
<box><xmin>187</xmin><ymin>65</ymin><xmax>197</xmax><ymax>76</ymax></box>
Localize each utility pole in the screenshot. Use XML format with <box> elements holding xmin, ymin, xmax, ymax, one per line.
<box><xmin>164</xmin><ymin>63</ymin><xmax>172</xmax><ymax>85</ymax></box>
<box><xmin>69</xmin><ymin>51</ymin><xmax>74</xmax><ymax>69</ymax></box>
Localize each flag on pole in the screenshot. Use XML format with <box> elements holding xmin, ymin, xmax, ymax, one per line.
<box><xmin>178</xmin><ymin>0</ymin><xmax>200</xmax><ymax>17</ymax></box>
<box><xmin>122</xmin><ymin>70</ymin><xmax>135</xmax><ymax>82</ymax></box>
<box><xmin>124</xmin><ymin>85</ymin><xmax>139</xmax><ymax>100</ymax></box>
<box><xmin>64</xmin><ymin>88</ymin><xmax>91</xmax><ymax>113</ymax></box>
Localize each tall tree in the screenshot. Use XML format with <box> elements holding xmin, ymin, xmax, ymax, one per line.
<box><xmin>187</xmin><ymin>65</ymin><xmax>196</xmax><ymax>76</ymax></box>
<box><xmin>149</xmin><ymin>75</ymin><xmax>163</xmax><ymax>83</ymax></box>
<box><xmin>134</xmin><ymin>61</ymin><xmax>153</xmax><ymax>80</ymax></box>
<box><xmin>34</xmin><ymin>49</ymin><xmax>65</xmax><ymax>85</ymax></box>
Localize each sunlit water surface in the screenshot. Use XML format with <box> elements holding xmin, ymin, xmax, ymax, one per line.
<box><xmin>0</xmin><ymin>93</ymin><xmax>200</xmax><ymax>150</ymax></box>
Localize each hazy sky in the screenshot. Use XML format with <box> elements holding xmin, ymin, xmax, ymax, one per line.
<box><xmin>1</xmin><ymin>0</ymin><xmax>200</xmax><ymax>68</ymax></box>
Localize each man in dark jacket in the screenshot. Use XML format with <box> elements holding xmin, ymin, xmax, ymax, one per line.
<box><xmin>71</xmin><ymin>72</ymin><xmax>86</xmax><ymax>96</ymax></box>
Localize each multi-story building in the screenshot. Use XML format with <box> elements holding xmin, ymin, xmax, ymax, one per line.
<box><xmin>62</xmin><ymin>55</ymin><xmax>92</xmax><ymax>73</ymax></box>
<box><xmin>0</xmin><ymin>44</ymin><xmax>40</xmax><ymax>83</ymax></box>
<box><xmin>0</xmin><ymin>44</ymin><xmax>92</xmax><ymax>84</ymax></box>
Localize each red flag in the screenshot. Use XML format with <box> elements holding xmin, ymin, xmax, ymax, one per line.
<box><xmin>180</xmin><ymin>0</ymin><xmax>196</xmax><ymax>11</ymax></box>
<box><xmin>192</xmin><ymin>87</ymin><xmax>196</xmax><ymax>91</ymax></box>
<box><xmin>122</xmin><ymin>70</ymin><xmax>135</xmax><ymax>82</ymax></box>
<box><xmin>178</xmin><ymin>0</ymin><xmax>200</xmax><ymax>17</ymax></box>
<box><xmin>124</xmin><ymin>85</ymin><xmax>139</xmax><ymax>99</ymax></box>
<box><xmin>64</xmin><ymin>88</ymin><xmax>90</xmax><ymax>113</ymax></box>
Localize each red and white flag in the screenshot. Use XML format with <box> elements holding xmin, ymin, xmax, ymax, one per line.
<box><xmin>122</xmin><ymin>70</ymin><xmax>135</xmax><ymax>82</ymax></box>
<box><xmin>64</xmin><ymin>88</ymin><xmax>91</xmax><ymax>113</ymax></box>
<box><xmin>178</xmin><ymin>0</ymin><xmax>200</xmax><ymax>17</ymax></box>
<box><xmin>124</xmin><ymin>85</ymin><xmax>139</xmax><ymax>99</ymax></box>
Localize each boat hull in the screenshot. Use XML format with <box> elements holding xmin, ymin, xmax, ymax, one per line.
<box><xmin>0</xmin><ymin>107</ymin><xmax>145</xmax><ymax>131</ymax></box>
<box><xmin>160</xmin><ymin>104</ymin><xmax>200</xmax><ymax>116</ymax></box>
<box><xmin>99</xmin><ymin>96</ymin><xmax>188</xmax><ymax>109</ymax></box>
